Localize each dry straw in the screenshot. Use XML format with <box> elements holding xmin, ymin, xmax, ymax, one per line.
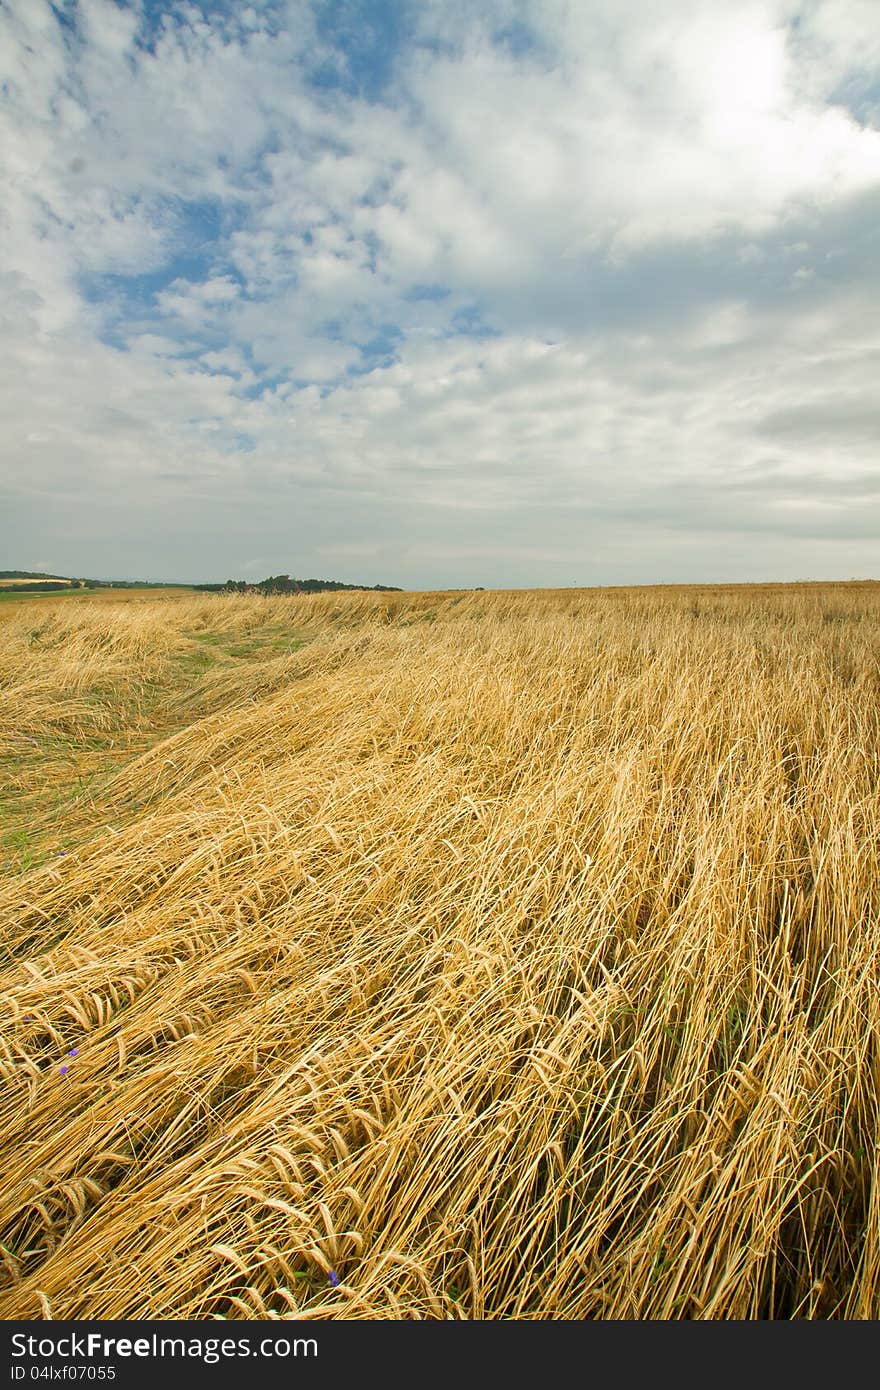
<box><xmin>0</xmin><ymin>583</ymin><xmax>878</xmax><ymax>1317</ymax></box>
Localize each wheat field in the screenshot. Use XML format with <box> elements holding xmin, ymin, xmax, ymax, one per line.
<box><xmin>1</xmin><ymin>583</ymin><xmax>878</xmax><ymax>1319</ymax></box>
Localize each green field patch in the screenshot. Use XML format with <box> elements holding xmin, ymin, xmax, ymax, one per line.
<box><xmin>182</xmin><ymin>630</ymin><xmax>306</xmax><ymax>663</ymax></box>
<box><xmin>174</xmin><ymin>650</ymin><xmax>216</xmax><ymax>673</ymax></box>
<box><xmin>0</xmin><ymin>588</ymin><xmax>88</xmax><ymax>604</ymax></box>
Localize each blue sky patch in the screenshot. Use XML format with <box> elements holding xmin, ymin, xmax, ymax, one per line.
<box><xmin>312</xmin><ymin>0</ymin><xmax>415</xmax><ymax>98</ymax></box>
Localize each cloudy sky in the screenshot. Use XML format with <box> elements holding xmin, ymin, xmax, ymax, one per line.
<box><xmin>1</xmin><ymin>0</ymin><xmax>879</xmax><ymax>587</ymax></box>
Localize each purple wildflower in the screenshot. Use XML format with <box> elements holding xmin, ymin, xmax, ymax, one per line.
<box><xmin>67</xmin><ymin>1048</ymin><xmax>79</xmax><ymax>1057</ymax></box>
<box><xmin>328</xmin><ymin>1271</ymin><xmax>340</xmax><ymax>1287</ymax></box>
<box><xmin>59</xmin><ymin>1065</ymin><xmax>70</xmax><ymax>1076</ymax></box>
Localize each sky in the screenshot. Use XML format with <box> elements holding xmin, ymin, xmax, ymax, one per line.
<box><xmin>1</xmin><ymin>0</ymin><xmax>879</xmax><ymax>588</ymax></box>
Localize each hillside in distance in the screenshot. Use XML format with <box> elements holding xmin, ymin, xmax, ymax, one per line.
<box><xmin>0</xmin><ymin>571</ymin><xmax>403</xmax><ymax>595</ymax></box>
<box><xmin>0</xmin><ymin>571</ymin><xmax>72</xmax><ymax>585</ymax></box>
<box><xmin>0</xmin><ymin>571</ymin><xmax>69</xmax><ymax>579</ymax></box>
<box><xmin>197</xmin><ymin>574</ymin><xmax>403</xmax><ymax>594</ymax></box>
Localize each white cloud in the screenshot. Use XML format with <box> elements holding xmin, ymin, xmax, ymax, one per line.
<box><xmin>0</xmin><ymin>0</ymin><xmax>878</xmax><ymax>584</ymax></box>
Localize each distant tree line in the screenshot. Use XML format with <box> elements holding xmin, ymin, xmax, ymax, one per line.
<box><xmin>0</xmin><ymin>571</ymin><xmax>63</xmax><ymax>579</ymax></box>
<box><xmin>0</xmin><ymin>569</ymin><xmax>402</xmax><ymax>596</ymax></box>
<box><xmin>0</xmin><ymin>571</ymin><xmax>85</xmax><ymax>592</ymax></box>
<box><xmin>0</xmin><ymin>576</ymin><xmax>94</xmax><ymax>592</ymax></box>
<box><xmin>194</xmin><ymin>574</ymin><xmax>402</xmax><ymax>595</ymax></box>
<box><xmin>3</xmin><ymin>582</ymin><xmax>71</xmax><ymax>592</ymax></box>
<box><xmin>86</xmin><ymin>580</ymin><xmax>185</xmax><ymax>589</ymax></box>
<box><xmin>1</xmin><ymin>580</ymin><xmax>182</xmax><ymax>592</ymax></box>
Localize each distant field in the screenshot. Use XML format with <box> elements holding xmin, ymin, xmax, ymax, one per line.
<box><xmin>0</xmin><ymin>577</ymin><xmax>70</xmax><ymax>588</ymax></box>
<box><xmin>1</xmin><ymin>583</ymin><xmax>879</xmax><ymax>1318</ymax></box>
<box><xmin>0</xmin><ymin>585</ymin><xmax>196</xmax><ymax>604</ymax></box>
